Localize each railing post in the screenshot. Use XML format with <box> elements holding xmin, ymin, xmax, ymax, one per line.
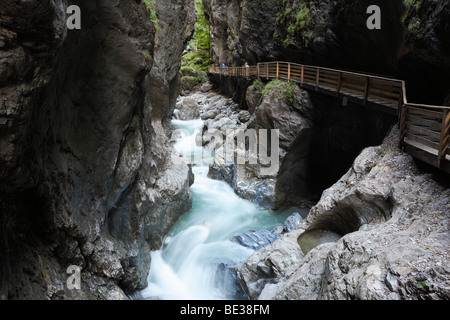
<box><xmin>438</xmin><ymin>109</ymin><xmax>449</xmax><ymax>168</ymax></box>
<box><xmin>257</xmin><ymin>63</ymin><xmax>260</xmax><ymax>79</ymax></box>
<box><xmin>399</xmin><ymin>103</ymin><xmax>408</xmax><ymax>149</ymax></box>
<box><xmin>301</xmin><ymin>65</ymin><xmax>304</xmax><ymax>86</ymax></box>
<box><xmin>276</xmin><ymin>62</ymin><xmax>279</xmax><ymax>80</ymax></box>
<box><xmin>287</xmin><ymin>63</ymin><xmax>291</xmax><ymax>83</ymax></box>
<box><xmin>316</xmin><ymin>68</ymin><xmax>320</xmax><ymax>91</ymax></box>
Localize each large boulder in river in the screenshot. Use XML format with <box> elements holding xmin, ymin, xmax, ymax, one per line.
<box><xmin>248</xmin><ymin>79</ymin><xmax>313</xmax><ymax>151</ymax></box>
<box><xmin>177</xmin><ymin>97</ymin><xmax>201</xmax><ymax>120</ymax></box>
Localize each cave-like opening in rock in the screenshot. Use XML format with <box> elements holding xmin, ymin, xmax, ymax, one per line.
<box><xmin>297</xmin><ymin>193</ymin><xmax>393</xmax><ymax>255</ymax></box>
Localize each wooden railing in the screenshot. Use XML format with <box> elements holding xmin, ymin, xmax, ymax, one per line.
<box><xmin>208</xmin><ymin>61</ymin><xmax>450</xmax><ymax>173</ymax></box>
<box><xmin>400</xmin><ymin>103</ymin><xmax>450</xmax><ymax>170</ymax></box>
<box><xmin>210</xmin><ymin>62</ymin><xmax>404</xmax><ymax>109</ymax></box>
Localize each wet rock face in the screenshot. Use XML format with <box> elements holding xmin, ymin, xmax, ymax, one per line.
<box><xmin>202</xmin><ymin>0</ymin><xmax>280</xmax><ymax>65</ymax></box>
<box><xmin>149</xmin><ymin>0</ymin><xmax>196</xmax><ymax>124</ymax></box>
<box><xmin>0</xmin><ymin>0</ymin><xmax>195</xmax><ymax>299</ymax></box>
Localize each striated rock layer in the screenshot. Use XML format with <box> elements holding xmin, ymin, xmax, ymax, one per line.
<box><xmin>0</xmin><ymin>0</ymin><xmax>195</xmax><ymax>299</ymax></box>
<box><xmin>236</xmin><ymin>126</ymin><xmax>450</xmax><ymax>300</ymax></box>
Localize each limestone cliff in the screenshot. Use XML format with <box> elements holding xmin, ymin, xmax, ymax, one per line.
<box><xmin>237</xmin><ymin>126</ymin><xmax>450</xmax><ymax>300</ymax></box>
<box><xmin>0</xmin><ymin>0</ymin><xmax>195</xmax><ymax>299</ymax></box>
<box><xmin>203</xmin><ymin>0</ymin><xmax>450</xmax><ymax>104</ymax></box>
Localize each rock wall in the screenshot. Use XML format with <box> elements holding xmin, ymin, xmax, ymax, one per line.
<box><xmin>207</xmin><ymin>77</ymin><xmax>396</xmax><ymax>210</ymax></box>
<box><xmin>0</xmin><ymin>0</ymin><xmax>195</xmax><ymax>299</ymax></box>
<box><xmin>204</xmin><ymin>0</ymin><xmax>450</xmax><ymax>104</ymax></box>
<box><xmin>237</xmin><ymin>126</ymin><xmax>450</xmax><ymax>300</ymax></box>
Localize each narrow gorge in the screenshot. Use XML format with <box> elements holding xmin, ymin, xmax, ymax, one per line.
<box><xmin>0</xmin><ymin>0</ymin><xmax>449</xmax><ymax>301</ymax></box>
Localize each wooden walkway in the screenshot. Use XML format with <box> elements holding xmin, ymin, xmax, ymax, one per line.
<box><xmin>209</xmin><ymin>61</ymin><xmax>450</xmax><ymax>173</ymax></box>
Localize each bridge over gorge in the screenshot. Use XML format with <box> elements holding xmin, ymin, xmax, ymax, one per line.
<box><xmin>208</xmin><ymin>62</ymin><xmax>450</xmax><ymax>174</ymax></box>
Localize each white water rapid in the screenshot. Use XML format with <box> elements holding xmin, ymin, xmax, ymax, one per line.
<box><xmin>139</xmin><ymin>115</ymin><xmax>292</xmax><ymax>300</ymax></box>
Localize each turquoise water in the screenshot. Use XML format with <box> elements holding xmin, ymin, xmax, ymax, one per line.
<box><xmin>140</xmin><ymin>118</ymin><xmax>293</xmax><ymax>300</ymax></box>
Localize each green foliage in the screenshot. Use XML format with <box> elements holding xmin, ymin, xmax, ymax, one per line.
<box><xmin>192</xmin><ymin>0</ymin><xmax>211</xmax><ymax>52</ymax></box>
<box><xmin>275</xmin><ymin>1</ymin><xmax>312</xmax><ymax>46</ymax></box>
<box><xmin>417</xmin><ymin>281</ymin><xmax>430</xmax><ymax>289</ymax></box>
<box><xmin>252</xmin><ymin>79</ymin><xmax>265</xmax><ymax>94</ymax></box>
<box><xmin>263</xmin><ymin>80</ymin><xmax>298</xmax><ymax>106</ymax></box>
<box><xmin>143</xmin><ymin>0</ymin><xmax>160</xmax><ymax>31</ymax></box>
<box><xmin>181</xmin><ymin>76</ymin><xmax>200</xmax><ymax>91</ymax></box>
<box><xmin>181</xmin><ymin>0</ymin><xmax>211</xmax><ymax>74</ymax></box>
<box><xmin>402</xmin><ymin>0</ymin><xmax>425</xmax><ymax>38</ymax></box>
<box><xmin>295</xmin><ymin>3</ymin><xmax>311</xmax><ymax>28</ymax></box>
<box><xmin>182</xmin><ymin>51</ymin><xmax>210</xmax><ymax>72</ymax></box>
<box><xmin>403</xmin><ymin>0</ymin><xmax>422</xmax><ymax>10</ymax></box>
<box><xmin>142</xmin><ymin>49</ymin><xmax>152</xmax><ymax>61</ymax></box>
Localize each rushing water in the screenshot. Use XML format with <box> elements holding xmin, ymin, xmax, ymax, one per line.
<box><xmin>139</xmin><ymin>116</ymin><xmax>294</xmax><ymax>300</ymax></box>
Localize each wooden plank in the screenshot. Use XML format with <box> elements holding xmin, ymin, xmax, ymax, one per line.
<box><xmin>368</xmin><ymin>87</ymin><xmax>401</xmax><ymax>99</ymax></box>
<box><xmin>336</xmin><ymin>72</ymin><xmax>342</xmax><ymax>96</ymax></box>
<box><xmin>405</xmin><ymin>132</ymin><xmax>439</xmax><ymax>150</ymax></box>
<box><xmin>407</xmin><ymin>106</ymin><xmax>442</xmax><ymax>119</ymax></box>
<box><xmin>368</xmin><ymin>93</ymin><xmax>401</xmax><ymax>105</ymax></box>
<box><xmin>319</xmin><ymin>69</ymin><xmax>339</xmax><ymax>77</ymax></box>
<box><xmin>370</xmin><ymin>78</ymin><xmax>402</xmax><ymax>89</ymax></box>
<box><xmin>341</xmin><ymin>82</ymin><xmax>365</xmax><ymax>92</ymax></box>
<box><xmin>369</xmin><ymin>81</ymin><xmax>402</xmax><ymax>92</ymax></box>
<box><xmin>303</xmin><ymin>75</ymin><xmax>317</xmax><ymax>82</ymax></box>
<box><xmin>406</xmin><ymin>114</ymin><xmax>442</xmax><ymax>131</ymax></box>
<box><xmin>438</xmin><ymin>110</ymin><xmax>450</xmax><ymax>168</ymax></box>
<box><xmin>341</xmin><ymin>77</ymin><xmax>366</xmax><ymax>87</ymax></box>
<box><xmin>406</xmin><ymin>123</ymin><xmax>441</xmax><ymax>140</ymax></box>
<box><xmin>318</xmin><ymin>72</ymin><xmax>339</xmax><ymax>80</ymax></box>
<box><xmin>318</xmin><ymin>78</ymin><xmax>339</xmax><ymax>87</ymax></box>
<box><xmin>407</xmin><ymin>103</ymin><xmax>450</xmax><ymax>110</ymax></box>
<box><xmin>340</xmin><ymin>86</ymin><xmax>365</xmax><ymax>97</ymax></box>
<box><xmin>364</xmin><ymin>77</ymin><xmax>369</xmax><ymax>105</ymax></box>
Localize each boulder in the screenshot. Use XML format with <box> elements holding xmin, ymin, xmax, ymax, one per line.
<box><xmin>231</xmin><ymin>229</ymin><xmax>280</xmax><ymax>251</ymax></box>
<box><xmin>283</xmin><ymin>212</ymin><xmax>303</xmax><ymax>233</ymax></box>
<box><xmin>238</xmin><ymin>110</ymin><xmax>251</xmax><ymax>123</ymax></box>
<box><xmin>178</xmin><ymin>97</ymin><xmax>200</xmax><ymax>120</ymax></box>
<box><xmin>237</xmin><ymin>127</ymin><xmax>450</xmax><ymax>300</ymax></box>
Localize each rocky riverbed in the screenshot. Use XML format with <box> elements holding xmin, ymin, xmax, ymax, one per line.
<box><xmin>174</xmin><ymin>82</ymin><xmax>449</xmax><ymax>300</ymax></box>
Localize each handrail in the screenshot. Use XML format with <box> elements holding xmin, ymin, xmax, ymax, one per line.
<box><xmin>208</xmin><ymin>61</ymin><xmax>450</xmax><ymax>172</ymax></box>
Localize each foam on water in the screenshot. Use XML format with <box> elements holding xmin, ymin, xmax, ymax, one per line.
<box><xmin>140</xmin><ymin>116</ymin><xmax>288</xmax><ymax>300</ymax></box>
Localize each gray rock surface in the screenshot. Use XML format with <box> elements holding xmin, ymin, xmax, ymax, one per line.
<box><xmin>177</xmin><ymin>97</ymin><xmax>201</xmax><ymax>120</ymax></box>
<box><xmin>236</xmin><ymin>126</ymin><xmax>450</xmax><ymax>300</ymax></box>
<box><xmin>204</xmin><ymin>0</ymin><xmax>449</xmax><ymax>104</ymax></box>
<box><xmin>231</xmin><ymin>229</ymin><xmax>280</xmax><ymax>251</ymax></box>
<box><xmin>0</xmin><ymin>0</ymin><xmax>195</xmax><ymax>299</ymax></box>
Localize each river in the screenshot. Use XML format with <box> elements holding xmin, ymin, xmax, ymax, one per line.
<box><xmin>139</xmin><ymin>109</ymin><xmax>299</xmax><ymax>300</ymax></box>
